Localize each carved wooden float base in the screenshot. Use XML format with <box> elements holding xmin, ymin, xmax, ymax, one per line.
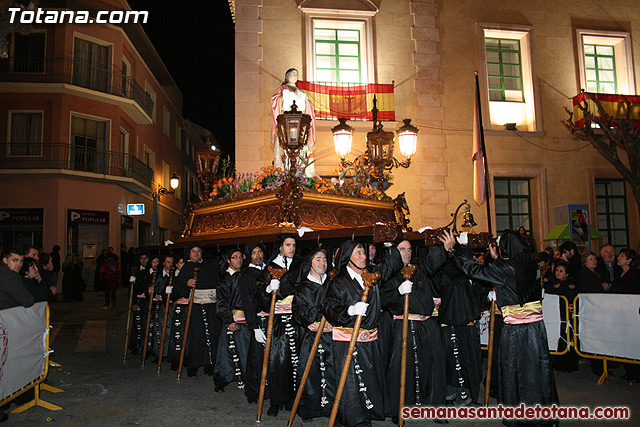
<box><xmin>180</xmin><ymin>190</ymin><xmax>401</xmax><ymax>244</ymax></box>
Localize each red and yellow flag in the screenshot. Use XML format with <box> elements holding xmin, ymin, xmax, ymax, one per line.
<box><xmin>572</xmin><ymin>92</ymin><xmax>640</xmax><ymax>127</ymax></box>
<box><xmin>297</xmin><ymin>81</ymin><xmax>395</xmax><ymax>121</ymax></box>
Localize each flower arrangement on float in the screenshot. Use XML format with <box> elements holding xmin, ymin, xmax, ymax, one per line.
<box><xmin>203</xmin><ymin>158</ymin><xmax>393</xmax><ymax>205</ymax></box>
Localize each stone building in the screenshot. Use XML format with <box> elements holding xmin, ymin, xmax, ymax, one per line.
<box><xmin>233</xmin><ymin>0</ymin><xmax>640</xmax><ymax>251</ymax></box>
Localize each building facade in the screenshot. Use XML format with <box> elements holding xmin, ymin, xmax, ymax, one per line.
<box><xmin>233</xmin><ymin>0</ymin><xmax>640</xmax><ymax>251</ymax></box>
<box><xmin>0</xmin><ymin>0</ymin><xmax>195</xmax><ymax>285</ymax></box>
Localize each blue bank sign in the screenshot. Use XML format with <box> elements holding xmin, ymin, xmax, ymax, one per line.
<box><xmin>126</xmin><ymin>204</ymin><xmax>145</xmax><ymax>216</ymax></box>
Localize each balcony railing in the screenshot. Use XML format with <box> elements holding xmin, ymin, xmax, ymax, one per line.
<box><xmin>0</xmin><ymin>142</ymin><xmax>153</xmax><ymax>189</ymax></box>
<box><xmin>0</xmin><ymin>57</ymin><xmax>154</xmax><ymax>117</ymax></box>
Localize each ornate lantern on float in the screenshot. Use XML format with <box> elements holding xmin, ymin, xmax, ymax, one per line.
<box><xmin>274</xmin><ymin>101</ymin><xmax>312</xmax><ymax>225</ymax></box>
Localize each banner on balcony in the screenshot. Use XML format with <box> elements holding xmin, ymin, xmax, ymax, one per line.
<box><xmin>577</xmin><ymin>294</ymin><xmax>640</xmax><ymax>360</ymax></box>
<box><xmin>297</xmin><ymin>81</ymin><xmax>395</xmax><ymax>121</ymax></box>
<box><xmin>572</xmin><ymin>92</ymin><xmax>640</xmax><ymax>127</ymax></box>
<box><xmin>0</xmin><ymin>302</ymin><xmax>48</xmax><ymax>402</ymax></box>
<box><xmin>480</xmin><ymin>294</ymin><xmax>562</xmax><ymax>351</ymax></box>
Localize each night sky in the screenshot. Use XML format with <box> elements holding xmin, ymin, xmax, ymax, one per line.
<box><xmin>131</xmin><ymin>1</ymin><xmax>235</xmax><ymax>158</ymax></box>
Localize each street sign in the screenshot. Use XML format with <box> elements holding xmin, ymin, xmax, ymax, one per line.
<box><xmin>127</xmin><ymin>204</ymin><xmax>145</xmax><ymax>216</ymax></box>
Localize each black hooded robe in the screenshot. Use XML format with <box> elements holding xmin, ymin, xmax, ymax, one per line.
<box><xmin>292</xmin><ymin>267</ymin><xmax>334</xmax><ymax>420</ymax></box>
<box><xmin>214</xmin><ymin>267</ymin><xmax>252</xmax><ymax>389</ymax></box>
<box><xmin>322</xmin><ymin>241</ymin><xmax>402</xmax><ymax>427</ymax></box>
<box><xmin>255</xmin><ymin>255</ymin><xmax>302</xmax><ymax>408</ymax></box>
<box><xmin>129</xmin><ymin>265</ymin><xmax>151</xmax><ymax>355</ymax></box>
<box><xmin>380</xmin><ymin>244</ymin><xmax>447</xmax><ymax>419</ymax></box>
<box><xmin>239</xmin><ymin>260</ymin><xmax>268</xmax><ymax>403</ymax></box>
<box><xmin>449</xmin><ymin>235</ymin><xmax>558</xmax><ymax>427</ymax></box>
<box><xmin>170</xmin><ymin>258</ymin><xmax>221</xmax><ymax>373</ymax></box>
<box><xmin>438</xmin><ymin>247</ymin><xmax>483</xmax><ymax>405</ymax></box>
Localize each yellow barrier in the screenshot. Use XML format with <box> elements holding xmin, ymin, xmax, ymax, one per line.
<box><xmin>0</xmin><ymin>305</ymin><xmax>64</xmax><ymax>412</ymax></box>
<box><xmin>481</xmin><ymin>295</ymin><xmax>571</xmax><ymax>356</ymax></box>
<box><xmin>571</xmin><ymin>295</ymin><xmax>640</xmax><ymax>385</ymax></box>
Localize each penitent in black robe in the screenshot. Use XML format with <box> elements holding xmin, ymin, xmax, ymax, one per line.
<box><xmin>169</xmin><ymin>260</ymin><xmax>221</xmax><ymax>372</ymax></box>
<box><xmin>129</xmin><ymin>266</ymin><xmax>151</xmax><ymax>355</ymax></box>
<box><xmin>214</xmin><ymin>268</ymin><xmax>251</xmax><ymax>389</ymax></box>
<box><xmin>438</xmin><ymin>247</ymin><xmax>483</xmax><ymax>405</ymax></box>
<box><xmin>239</xmin><ymin>263</ymin><xmax>266</xmax><ymax>403</ymax></box>
<box><xmin>255</xmin><ymin>256</ymin><xmax>302</xmax><ymax>408</ymax></box>
<box><xmin>380</xmin><ymin>245</ymin><xmax>446</xmax><ymax>419</ymax></box>
<box><xmin>292</xmin><ymin>270</ymin><xmax>334</xmax><ymax>420</ymax></box>
<box><xmin>450</xmin><ymin>247</ymin><xmax>558</xmax><ymax>427</ymax></box>
<box><xmin>148</xmin><ymin>270</ymin><xmax>175</xmax><ymax>359</ymax></box>
<box><xmin>322</xmin><ymin>243</ymin><xmax>402</xmax><ymax>427</ymax></box>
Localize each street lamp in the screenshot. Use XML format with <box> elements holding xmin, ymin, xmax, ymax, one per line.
<box><xmin>157</xmin><ymin>173</ymin><xmax>180</xmax><ymax>200</ymax></box>
<box><xmin>275</xmin><ymin>101</ymin><xmax>312</xmax><ymax>225</ymax></box>
<box><xmin>332</xmin><ymin>96</ymin><xmax>418</xmax><ymax>189</ymax></box>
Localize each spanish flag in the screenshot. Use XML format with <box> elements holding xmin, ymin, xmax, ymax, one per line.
<box><xmin>572</xmin><ymin>92</ymin><xmax>640</xmax><ymax>127</ymax></box>
<box><xmin>297</xmin><ymin>81</ymin><xmax>395</xmax><ymax>121</ymax></box>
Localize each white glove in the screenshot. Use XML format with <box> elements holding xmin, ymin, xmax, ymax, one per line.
<box><xmin>487</xmin><ymin>290</ymin><xmax>496</xmax><ymax>301</ymax></box>
<box><xmin>266</xmin><ymin>279</ymin><xmax>280</xmax><ymax>293</ymax></box>
<box><xmin>165</xmin><ymin>286</ymin><xmax>173</xmax><ymax>294</ymax></box>
<box><xmin>254</xmin><ymin>328</ymin><xmax>267</xmax><ymax>344</ymax></box>
<box><xmin>398</xmin><ymin>280</ymin><xmax>413</xmax><ymax>295</ymax></box>
<box><xmin>129</xmin><ymin>276</ymin><xmax>136</xmax><ymax>283</ymax></box>
<box><xmin>347</xmin><ymin>302</ymin><xmax>369</xmax><ymax>317</ymax></box>
<box><xmin>383</xmin><ymin>242</ymin><xmax>393</xmax><ymax>248</ymax></box>
<box><xmin>456</xmin><ymin>232</ymin><xmax>469</xmax><ymax>245</ymax></box>
<box><xmin>149</xmin><ymin>268</ymin><xmax>154</xmax><ymax>274</ymax></box>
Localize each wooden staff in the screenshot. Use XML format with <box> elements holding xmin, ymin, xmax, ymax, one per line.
<box><xmin>328</xmin><ymin>269</ymin><xmax>380</xmax><ymax>427</ymax></box>
<box><xmin>398</xmin><ymin>264</ymin><xmax>418</xmax><ymax>427</ymax></box>
<box><xmin>141</xmin><ymin>268</ymin><xmax>158</xmax><ymax>365</ymax></box>
<box><xmin>157</xmin><ymin>267</ymin><xmax>176</xmax><ymax>373</ymax></box>
<box><xmin>287</xmin><ymin>316</ymin><xmax>327</xmax><ymax>427</ymax></box>
<box><xmin>484</xmin><ymin>294</ymin><xmax>497</xmax><ymax>405</ymax></box>
<box><xmin>177</xmin><ymin>266</ymin><xmax>200</xmax><ymax>380</ymax></box>
<box><xmin>123</xmin><ymin>267</ymin><xmax>137</xmax><ymax>362</ymax></box>
<box><xmin>256</xmin><ymin>266</ymin><xmax>287</xmax><ymax>422</ymax></box>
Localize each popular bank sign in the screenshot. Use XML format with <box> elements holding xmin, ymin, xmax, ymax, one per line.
<box><xmin>0</xmin><ymin>208</ymin><xmax>43</xmax><ymax>224</ymax></box>
<box><xmin>67</xmin><ymin>209</ymin><xmax>109</xmax><ymax>225</ymax></box>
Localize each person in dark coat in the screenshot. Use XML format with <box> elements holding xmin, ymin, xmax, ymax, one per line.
<box><xmin>559</xmin><ymin>240</ymin><xmax>582</xmax><ymax>278</ymax></box>
<box><xmin>147</xmin><ymin>254</ymin><xmax>175</xmax><ymax>360</ymax></box>
<box><xmin>100</xmin><ymin>253</ymin><xmax>120</xmax><ymax>309</ymax></box>
<box><xmin>170</xmin><ymin>242</ymin><xmax>221</xmax><ymax>377</ymax></box>
<box><xmin>214</xmin><ymin>248</ymin><xmax>252</xmax><ymax>392</ymax></box>
<box><xmin>50</xmin><ymin>245</ymin><xmax>61</xmax><ymax>289</ymax></box>
<box><xmin>380</xmin><ymin>241</ymin><xmax>446</xmax><ymax>422</ymax></box>
<box><xmin>577</xmin><ymin>251</ymin><xmax>607</xmax><ymax>293</ymax></box>
<box><xmin>1</xmin><ymin>248</ymin><xmax>34</xmax><ymax>310</ymax></box>
<box><xmin>21</xmin><ymin>257</ymin><xmax>54</xmax><ymax>303</ymax></box>
<box><xmin>613</xmin><ymin>248</ymin><xmax>640</xmax><ymax>294</ymax></box>
<box><xmin>545</xmin><ymin>260</ymin><xmax>579</xmax><ymax>372</ymax></box>
<box><xmin>62</xmin><ymin>254</ymin><xmax>84</xmax><ymax>302</ymax></box>
<box><xmin>255</xmin><ymin>233</ymin><xmax>303</xmax><ymax>417</ymax></box>
<box><xmin>614</xmin><ymin>248</ymin><xmax>640</xmax><ymax>383</ymax></box>
<box><xmin>322</xmin><ymin>239</ymin><xmax>402</xmax><ymax>427</ymax></box>
<box><xmin>595</xmin><ymin>244</ymin><xmax>622</xmax><ymax>288</ymax></box>
<box><xmin>441</xmin><ymin>229</ymin><xmax>558</xmax><ymax>427</ymax></box>
<box><xmin>292</xmin><ymin>248</ymin><xmax>334</xmax><ymax>421</ymax></box>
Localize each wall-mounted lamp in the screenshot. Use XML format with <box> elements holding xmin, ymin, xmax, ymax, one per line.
<box><xmin>157</xmin><ymin>173</ymin><xmax>180</xmax><ymax>199</ymax></box>
<box><xmin>504</xmin><ymin>123</ymin><xmax>517</xmax><ymax>131</ymax></box>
